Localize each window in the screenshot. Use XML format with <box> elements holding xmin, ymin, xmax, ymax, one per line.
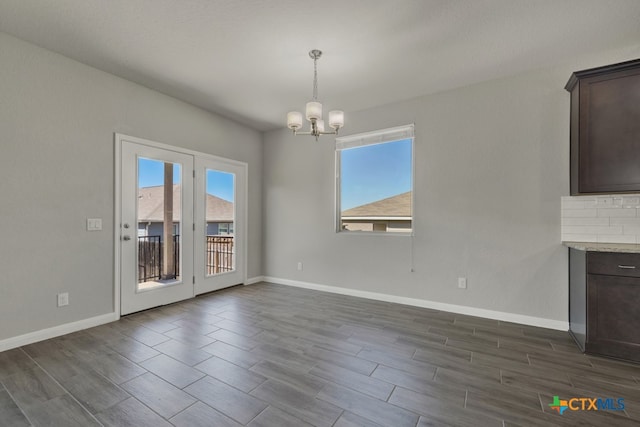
<box><xmin>218</xmin><ymin>222</ymin><xmax>234</xmax><ymax>235</ymax></box>
<box><xmin>336</xmin><ymin>124</ymin><xmax>414</xmax><ymax>233</ymax></box>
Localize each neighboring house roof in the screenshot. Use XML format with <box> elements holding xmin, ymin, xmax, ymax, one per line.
<box><xmin>342</xmin><ymin>191</ymin><xmax>411</xmax><ymax>219</ymax></box>
<box><xmin>138</xmin><ymin>185</ymin><xmax>233</xmax><ymax>222</ymax></box>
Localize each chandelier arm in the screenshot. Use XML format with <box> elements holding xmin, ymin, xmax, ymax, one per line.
<box><xmin>292</xmin><ymin>131</ymin><xmax>337</xmax><ymax>137</ymax></box>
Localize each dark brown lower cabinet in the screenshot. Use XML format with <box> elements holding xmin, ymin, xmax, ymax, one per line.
<box><xmin>587</xmin><ymin>274</ymin><xmax>640</xmax><ymax>361</ymax></box>
<box><xmin>569</xmin><ymin>249</ymin><xmax>640</xmax><ymax>363</ymax></box>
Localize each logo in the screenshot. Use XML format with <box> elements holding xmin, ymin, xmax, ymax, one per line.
<box><xmin>549</xmin><ymin>395</ymin><xmax>625</xmax><ymax>415</ymax></box>
<box><xmin>549</xmin><ymin>396</ymin><xmax>569</xmax><ymax>414</ymax></box>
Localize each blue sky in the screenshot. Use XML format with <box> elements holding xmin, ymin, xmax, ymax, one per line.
<box><xmin>340</xmin><ymin>139</ymin><xmax>412</xmax><ymax>210</ymax></box>
<box><xmin>138</xmin><ymin>158</ymin><xmax>235</xmax><ymax>202</ymax></box>
<box><xmin>205</xmin><ymin>169</ymin><xmax>234</xmax><ymax>202</ymax></box>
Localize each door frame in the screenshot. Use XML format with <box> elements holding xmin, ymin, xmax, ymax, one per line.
<box><xmin>114</xmin><ymin>133</ymin><xmax>248</xmax><ymax>318</ymax></box>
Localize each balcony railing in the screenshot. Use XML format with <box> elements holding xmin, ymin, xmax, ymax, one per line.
<box><xmin>138</xmin><ymin>235</ymin><xmax>180</xmax><ymax>283</ymax></box>
<box><xmin>206</xmin><ymin>235</ymin><xmax>234</xmax><ymax>275</ymax></box>
<box><xmin>137</xmin><ymin>235</ymin><xmax>233</xmax><ymax>283</ymax></box>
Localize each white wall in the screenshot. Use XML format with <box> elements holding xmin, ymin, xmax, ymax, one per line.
<box><xmin>262</xmin><ymin>47</ymin><xmax>640</xmax><ymax>326</ymax></box>
<box><xmin>0</xmin><ymin>32</ymin><xmax>262</xmax><ymax>342</ymax></box>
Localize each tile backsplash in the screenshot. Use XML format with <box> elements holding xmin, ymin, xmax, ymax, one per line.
<box><xmin>561</xmin><ymin>194</ymin><xmax>640</xmax><ymax>243</ymax></box>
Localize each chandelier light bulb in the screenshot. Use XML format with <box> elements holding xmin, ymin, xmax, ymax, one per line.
<box><xmin>306</xmin><ymin>101</ymin><xmax>322</xmax><ymax>121</ymax></box>
<box><xmin>287</xmin><ymin>111</ymin><xmax>303</xmax><ymax>130</ymax></box>
<box><xmin>329</xmin><ymin>110</ymin><xmax>344</xmax><ymax>130</ymax></box>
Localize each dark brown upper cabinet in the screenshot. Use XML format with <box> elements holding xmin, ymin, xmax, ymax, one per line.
<box><xmin>566</xmin><ymin>59</ymin><xmax>640</xmax><ymax>195</ymax></box>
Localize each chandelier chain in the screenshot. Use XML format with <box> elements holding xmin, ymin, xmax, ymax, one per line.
<box><xmin>312</xmin><ymin>56</ymin><xmax>318</xmax><ymax>101</ymax></box>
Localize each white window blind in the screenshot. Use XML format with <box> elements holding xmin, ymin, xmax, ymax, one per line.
<box><xmin>335</xmin><ymin>124</ymin><xmax>414</xmax><ymax>151</ymax></box>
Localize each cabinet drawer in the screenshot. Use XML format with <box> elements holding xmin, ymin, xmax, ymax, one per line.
<box><xmin>587</xmin><ymin>252</ymin><xmax>640</xmax><ymax>277</ymax></box>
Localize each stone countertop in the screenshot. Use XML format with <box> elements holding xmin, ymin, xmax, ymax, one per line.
<box><xmin>563</xmin><ymin>241</ymin><xmax>640</xmax><ymax>253</ymax></box>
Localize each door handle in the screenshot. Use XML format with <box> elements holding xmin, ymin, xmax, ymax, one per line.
<box><xmin>122</xmin><ymin>235</ymin><xmax>131</xmax><ymax>241</ymax></box>
<box><xmin>617</xmin><ymin>265</ymin><xmax>636</xmax><ymax>269</ymax></box>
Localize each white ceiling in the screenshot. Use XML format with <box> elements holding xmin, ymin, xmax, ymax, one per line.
<box><xmin>1</xmin><ymin>0</ymin><xmax>639</xmax><ymax>131</ymax></box>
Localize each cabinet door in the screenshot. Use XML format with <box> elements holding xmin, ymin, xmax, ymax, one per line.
<box><xmin>577</xmin><ymin>68</ymin><xmax>640</xmax><ymax>193</ymax></box>
<box><xmin>569</xmin><ymin>248</ymin><xmax>586</xmax><ymax>351</ymax></box>
<box><xmin>587</xmin><ymin>274</ymin><xmax>640</xmax><ymax>362</ymax></box>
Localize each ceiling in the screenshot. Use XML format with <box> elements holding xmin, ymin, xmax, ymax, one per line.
<box><xmin>1</xmin><ymin>1</ymin><xmax>639</xmax><ymax>131</ymax></box>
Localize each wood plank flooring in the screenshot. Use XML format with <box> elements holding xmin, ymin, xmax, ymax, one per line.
<box><xmin>1</xmin><ymin>282</ymin><xmax>640</xmax><ymax>426</ymax></box>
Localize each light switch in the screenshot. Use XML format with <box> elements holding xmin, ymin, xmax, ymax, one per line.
<box><xmin>87</xmin><ymin>218</ymin><xmax>102</xmax><ymax>231</ymax></box>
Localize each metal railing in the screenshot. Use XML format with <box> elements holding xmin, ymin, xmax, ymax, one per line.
<box><xmin>138</xmin><ymin>235</ymin><xmax>180</xmax><ymax>283</ymax></box>
<box><xmin>138</xmin><ymin>235</ymin><xmax>233</xmax><ymax>282</ymax></box>
<box><xmin>206</xmin><ymin>235</ymin><xmax>234</xmax><ymax>275</ymax></box>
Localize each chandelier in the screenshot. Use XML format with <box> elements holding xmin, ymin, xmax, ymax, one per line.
<box><xmin>287</xmin><ymin>50</ymin><xmax>344</xmax><ymax>140</ymax></box>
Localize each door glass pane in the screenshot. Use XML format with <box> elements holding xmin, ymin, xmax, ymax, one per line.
<box><xmin>205</xmin><ymin>169</ymin><xmax>235</xmax><ymax>276</ymax></box>
<box><xmin>137</xmin><ymin>157</ymin><xmax>182</xmax><ymax>290</ymax></box>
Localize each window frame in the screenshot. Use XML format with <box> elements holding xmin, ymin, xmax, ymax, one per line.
<box><xmin>334</xmin><ymin>124</ymin><xmax>415</xmax><ymax>236</ymax></box>
<box><xmin>218</xmin><ymin>223</ymin><xmax>228</xmax><ymax>234</ymax></box>
<box><xmin>217</xmin><ymin>222</ymin><xmax>234</xmax><ymax>235</ymax></box>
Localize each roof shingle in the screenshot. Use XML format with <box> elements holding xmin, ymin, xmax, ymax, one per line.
<box><xmin>342</xmin><ymin>192</ymin><xmax>411</xmax><ymax>218</ymax></box>
<box><xmin>137</xmin><ymin>185</ymin><xmax>233</xmax><ymax>222</ymax></box>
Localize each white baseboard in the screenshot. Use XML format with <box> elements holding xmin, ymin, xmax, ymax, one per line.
<box><xmin>0</xmin><ymin>312</ymin><xmax>119</xmax><ymax>352</ymax></box>
<box><xmin>245</xmin><ymin>276</ymin><xmax>264</xmax><ymax>285</ymax></box>
<box><xmin>263</xmin><ymin>276</ymin><xmax>568</xmax><ymax>331</ymax></box>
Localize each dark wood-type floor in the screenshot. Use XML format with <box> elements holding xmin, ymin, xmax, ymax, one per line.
<box><xmin>1</xmin><ymin>282</ymin><xmax>639</xmax><ymax>426</ymax></box>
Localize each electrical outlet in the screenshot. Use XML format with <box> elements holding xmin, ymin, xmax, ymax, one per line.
<box><xmin>596</xmin><ymin>197</ymin><xmax>613</xmax><ymax>206</ymax></box>
<box><xmin>623</xmin><ymin>197</ymin><xmax>640</xmax><ymax>208</ymax></box>
<box><xmin>57</xmin><ymin>292</ymin><xmax>69</xmax><ymax>307</ymax></box>
<box><xmin>297</xmin><ymin>262</ymin><xmax>303</xmax><ymax>271</ymax></box>
<box><xmin>458</xmin><ymin>277</ymin><xmax>467</xmax><ymax>289</ymax></box>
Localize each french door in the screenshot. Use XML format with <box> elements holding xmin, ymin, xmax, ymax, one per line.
<box><xmin>118</xmin><ymin>135</ymin><xmax>246</xmax><ymax>315</ymax></box>
<box><xmin>194</xmin><ymin>157</ymin><xmax>245</xmax><ymax>294</ymax></box>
